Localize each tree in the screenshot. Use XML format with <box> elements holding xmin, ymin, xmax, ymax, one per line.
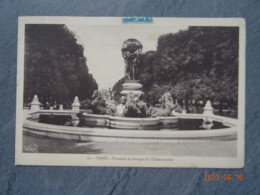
<box><xmin>24</xmin><ymin>24</ymin><xmax>98</xmax><ymax>105</ymax></box>
<box><xmin>113</xmin><ymin>27</ymin><xmax>239</xmax><ymax>116</ymax></box>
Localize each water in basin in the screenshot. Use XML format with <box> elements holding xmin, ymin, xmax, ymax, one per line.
<box><xmin>36</xmin><ymin>115</ymin><xmax>229</xmax><ymax>130</ymax></box>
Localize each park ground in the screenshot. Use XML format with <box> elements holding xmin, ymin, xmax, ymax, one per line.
<box><xmin>23</xmin><ymin>134</ymin><xmax>237</xmax><ymax>157</ymax></box>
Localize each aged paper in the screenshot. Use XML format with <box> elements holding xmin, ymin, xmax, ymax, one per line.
<box><xmin>16</xmin><ymin>17</ymin><xmax>245</xmax><ymax>168</ymax></box>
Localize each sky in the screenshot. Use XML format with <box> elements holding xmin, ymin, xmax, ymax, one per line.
<box><xmin>66</xmin><ymin>23</ymin><xmax>188</xmax><ymax>90</ymax></box>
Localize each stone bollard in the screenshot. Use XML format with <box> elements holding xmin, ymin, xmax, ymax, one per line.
<box><xmin>30</xmin><ymin>95</ymin><xmax>41</xmax><ymax>112</ymax></box>
<box><xmin>72</xmin><ymin>96</ymin><xmax>80</xmax><ymax>112</ymax></box>
<box><xmin>59</xmin><ymin>104</ymin><xmax>63</xmax><ymax>110</ymax></box>
<box><xmin>203</xmin><ymin>100</ymin><xmax>214</xmax><ymax>115</ymax></box>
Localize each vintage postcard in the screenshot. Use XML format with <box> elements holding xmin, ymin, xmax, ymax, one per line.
<box><xmin>15</xmin><ymin>17</ymin><xmax>245</xmax><ymax>168</ymax></box>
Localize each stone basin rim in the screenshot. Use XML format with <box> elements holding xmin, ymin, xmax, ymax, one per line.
<box><xmin>23</xmin><ymin>110</ymin><xmax>238</xmax><ymax>143</ymax></box>
<box><xmin>81</xmin><ymin>113</ymin><xmax>237</xmax><ymax>126</ymax></box>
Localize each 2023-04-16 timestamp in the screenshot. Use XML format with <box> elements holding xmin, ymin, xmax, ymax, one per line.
<box><xmin>204</xmin><ymin>174</ymin><xmax>244</xmax><ymax>181</ymax></box>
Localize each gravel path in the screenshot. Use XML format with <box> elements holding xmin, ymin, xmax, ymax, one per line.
<box><xmin>23</xmin><ymin>134</ymin><xmax>237</xmax><ymax>157</ymax></box>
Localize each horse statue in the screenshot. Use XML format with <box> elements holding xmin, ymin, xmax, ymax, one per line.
<box><xmin>80</xmin><ymin>90</ymin><xmax>116</xmax><ymax>115</ymax></box>
<box><xmin>89</xmin><ymin>90</ymin><xmax>107</xmax><ymax>115</ymax></box>
<box><xmin>122</xmin><ymin>93</ymin><xmax>149</xmax><ymax>118</ymax></box>
<box><xmin>149</xmin><ymin>92</ymin><xmax>176</xmax><ymax>117</ymax></box>
<box><xmin>105</xmin><ymin>100</ymin><xmax>117</xmax><ymax>116</ymax></box>
<box><xmin>135</xmin><ymin>93</ymin><xmax>149</xmax><ymax>117</ymax></box>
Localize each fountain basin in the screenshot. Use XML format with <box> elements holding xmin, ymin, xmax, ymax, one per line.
<box><xmin>23</xmin><ymin>110</ymin><xmax>238</xmax><ymax>143</ymax></box>
<box><xmin>80</xmin><ymin>113</ymin><xmax>178</xmax><ymax>130</ymax></box>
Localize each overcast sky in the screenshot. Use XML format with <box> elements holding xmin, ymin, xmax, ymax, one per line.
<box><xmin>66</xmin><ymin>23</ymin><xmax>188</xmax><ymax>90</ymax></box>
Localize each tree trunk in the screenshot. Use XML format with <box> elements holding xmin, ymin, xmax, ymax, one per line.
<box><xmin>195</xmin><ymin>100</ymin><xmax>198</xmax><ymax>114</ymax></box>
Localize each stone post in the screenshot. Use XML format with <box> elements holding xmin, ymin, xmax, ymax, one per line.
<box><xmin>72</xmin><ymin>96</ymin><xmax>80</xmax><ymax>112</ymax></box>
<box><xmin>30</xmin><ymin>95</ymin><xmax>41</xmax><ymax>112</ymax></box>
<box><xmin>203</xmin><ymin>100</ymin><xmax>214</xmax><ymax>115</ymax></box>
<box><xmin>59</xmin><ymin>104</ymin><xmax>63</xmax><ymax>110</ymax></box>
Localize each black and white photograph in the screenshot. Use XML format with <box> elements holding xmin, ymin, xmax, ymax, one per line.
<box><xmin>15</xmin><ymin>17</ymin><xmax>245</xmax><ymax>168</ymax></box>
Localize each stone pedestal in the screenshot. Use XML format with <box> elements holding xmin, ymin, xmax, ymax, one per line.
<box><xmin>120</xmin><ymin>81</ymin><xmax>143</xmax><ymax>96</ymax></box>
<box><xmin>72</xmin><ymin>96</ymin><xmax>80</xmax><ymax>112</ymax></box>
<box><xmin>30</xmin><ymin>95</ymin><xmax>41</xmax><ymax>112</ymax></box>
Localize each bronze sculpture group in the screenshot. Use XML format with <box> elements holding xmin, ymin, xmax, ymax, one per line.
<box><xmin>121</xmin><ymin>39</ymin><xmax>142</xmax><ymax>81</ymax></box>
<box><xmin>81</xmin><ymin>39</ymin><xmax>177</xmax><ymax>117</ymax></box>
<box><xmin>85</xmin><ymin>90</ymin><xmax>176</xmax><ymax>118</ymax></box>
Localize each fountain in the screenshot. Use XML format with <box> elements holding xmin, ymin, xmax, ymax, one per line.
<box><xmin>23</xmin><ymin>39</ymin><xmax>238</xmax><ymax>143</ymax></box>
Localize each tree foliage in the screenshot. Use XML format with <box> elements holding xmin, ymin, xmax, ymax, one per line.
<box><xmin>153</xmin><ymin>27</ymin><xmax>238</xmax><ymax>105</ymax></box>
<box><xmin>113</xmin><ymin>27</ymin><xmax>238</xmax><ymax>109</ymax></box>
<box><xmin>24</xmin><ymin>24</ymin><xmax>98</xmax><ymax>104</ymax></box>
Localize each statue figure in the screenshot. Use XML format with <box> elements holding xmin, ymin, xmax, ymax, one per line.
<box><xmin>121</xmin><ymin>39</ymin><xmax>143</xmax><ymax>80</ymax></box>
<box><xmin>149</xmin><ymin>92</ymin><xmax>176</xmax><ymax>117</ymax></box>
<box><xmin>115</xmin><ymin>93</ymin><xmax>149</xmax><ymax>118</ymax></box>
<box><xmin>124</xmin><ymin>92</ymin><xmax>141</xmax><ymax>117</ymax></box>
<box><xmin>115</xmin><ymin>96</ymin><xmax>127</xmax><ymax>117</ymax></box>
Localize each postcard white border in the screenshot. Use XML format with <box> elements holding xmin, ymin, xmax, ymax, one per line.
<box><xmin>15</xmin><ymin>17</ymin><xmax>245</xmax><ymax>168</ymax></box>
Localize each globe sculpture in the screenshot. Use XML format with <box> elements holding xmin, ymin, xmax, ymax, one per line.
<box><xmin>120</xmin><ymin>39</ymin><xmax>143</xmax><ymax>96</ymax></box>
<box><xmin>121</xmin><ymin>39</ymin><xmax>143</xmax><ymax>80</ymax></box>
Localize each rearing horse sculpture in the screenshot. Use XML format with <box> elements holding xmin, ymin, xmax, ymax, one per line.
<box><xmin>149</xmin><ymin>92</ymin><xmax>176</xmax><ymax>117</ymax></box>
